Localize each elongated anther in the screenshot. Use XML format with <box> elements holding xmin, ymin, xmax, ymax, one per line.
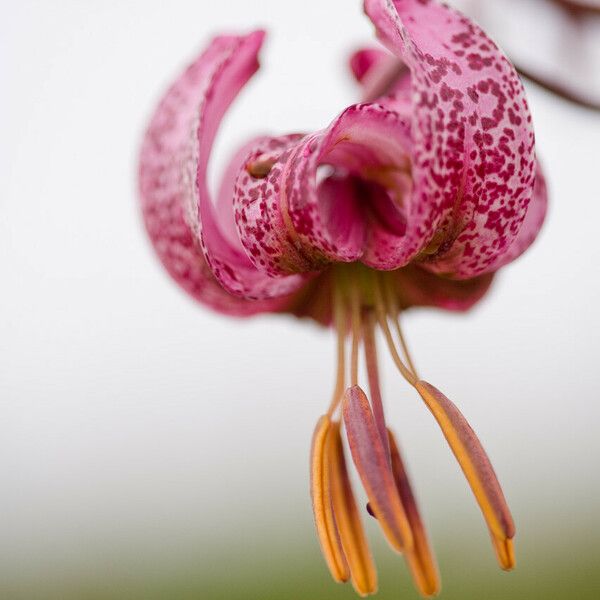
<box><xmin>492</xmin><ymin>536</ymin><xmax>516</xmax><ymax>571</ymax></box>
<box><xmin>415</xmin><ymin>381</ymin><xmax>516</xmax><ymax>567</ymax></box>
<box><xmin>327</xmin><ymin>421</ymin><xmax>378</xmax><ymax>596</ymax></box>
<box><xmin>343</xmin><ymin>386</ymin><xmax>414</xmax><ymax>552</ymax></box>
<box><xmin>310</xmin><ymin>415</ymin><xmax>350</xmax><ymax>583</ymax></box>
<box><xmin>363</xmin><ymin>310</ymin><xmax>391</xmax><ymax>460</ymax></box>
<box><xmin>388</xmin><ymin>429</ymin><xmax>440</xmax><ymax>597</ymax></box>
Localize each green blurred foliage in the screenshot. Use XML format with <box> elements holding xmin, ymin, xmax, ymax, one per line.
<box><xmin>5</xmin><ymin>529</ymin><xmax>598</xmax><ymax>600</ymax></box>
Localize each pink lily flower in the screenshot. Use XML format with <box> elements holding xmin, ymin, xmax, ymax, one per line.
<box><xmin>139</xmin><ymin>0</ymin><xmax>547</xmax><ymax>596</ymax></box>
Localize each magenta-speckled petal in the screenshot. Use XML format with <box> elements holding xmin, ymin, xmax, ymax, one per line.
<box><xmin>233</xmin><ymin>103</ymin><xmax>416</xmax><ymax>273</ymax></box>
<box><xmin>285</xmin><ymin>103</ymin><xmax>415</xmax><ymax>270</ymax></box>
<box><xmin>140</xmin><ymin>31</ymin><xmax>307</xmax><ymax>302</ymax></box>
<box><xmin>350</xmin><ymin>47</ymin><xmax>412</xmax><ymax>112</ymax></box>
<box><xmin>391</xmin><ymin>265</ymin><xmax>495</xmax><ymax>312</ymax></box>
<box><xmin>139</xmin><ymin>35</ymin><xmax>297</xmax><ymax>315</ymax></box>
<box><xmin>349</xmin><ymin>47</ymin><xmax>389</xmax><ymax>83</ymax></box>
<box><xmin>188</xmin><ymin>32</ymin><xmax>309</xmax><ymax>299</ymax></box>
<box><xmin>216</xmin><ymin>137</ymin><xmax>271</xmax><ymax>250</ymax></box>
<box><xmin>232</xmin><ymin>133</ymin><xmax>319</xmax><ymax>276</ymax></box>
<box><xmin>316</xmin><ymin>174</ymin><xmax>368</xmax><ymax>262</ymax></box>
<box><xmin>493</xmin><ymin>160</ymin><xmax>547</xmax><ymax>269</ymax></box>
<box><xmin>364</xmin><ymin>0</ymin><xmax>537</xmax><ymax>278</ymax></box>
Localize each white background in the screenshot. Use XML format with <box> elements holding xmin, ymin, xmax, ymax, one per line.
<box><xmin>2</xmin><ymin>0</ymin><xmax>599</xmax><ymax>585</ymax></box>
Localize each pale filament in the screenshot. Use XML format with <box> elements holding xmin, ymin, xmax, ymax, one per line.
<box><xmin>349</xmin><ymin>276</ymin><xmax>362</xmax><ymax>388</ymax></box>
<box><xmin>372</xmin><ymin>275</ymin><xmax>417</xmax><ymax>388</ymax></box>
<box><xmin>362</xmin><ymin>310</ymin><xmax>391</xmax><ymax>460</ymax></box>
<box><xmin>382</xmin><ymin>275</ymin><xmax>418</xmax><ymax>378</ymax></box>
<box><xmin>327</xmin><ymin>280</ymin><xmax>347</xmax><ymax>418</ymax></box>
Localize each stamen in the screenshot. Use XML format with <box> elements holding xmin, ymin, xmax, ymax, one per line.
<box><xmin>415</xmin><ymin>381</ymin><xmax>516</xmax><ymax>568</ymax></box>
<box><xmin>373</xmin><ymin>275</ymin><xmax>417</xmax><ymax>387</ymax></box>
<box><xmin>492</xmin><ymin>536</ymin><xmax>516</xmax><ymax>571</ymax></box>
<box><xmin>327</xmin><ymin>421</ymin><xmax>378</xmax><ymax>596</ymax></box>
<box><xmin>343</xmin><ymin>386</ymin><xmax>414</xmax><ymax>553</ymax></box>
<box><xmin>382</xmin><ymin>276</ymin><xmax>418</xmax><ymax>378</ymax></box>
<box><xmin>327</xmin><ymin>282</ymin><xmax>347</xmax><ymax>418</ymax></box>
<box><xmin>349</xmin><ymin>274</ymin><xmax>362</xmax><ymax>387</ymax></box>
<box><xmin>310</xmin><ymin>415</ymin><xmax>350</xmax><ymax>583</ymax></box>
<box><xmin>246</xmin><ymin>154</ymin><xmax>276</xmax><ymax>178</ymax></box>
<box><xmin>388</xmin><ymin>429</ymin><xmax>440</xmax><ymax>597</ymax></box>
<box><xmin>362</xmin><ymin>309</ymin><xmax>391</xmax><ymax>459</ymax></box>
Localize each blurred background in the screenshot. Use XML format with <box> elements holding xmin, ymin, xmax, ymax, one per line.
<box><xmin>2</xmin><ymin>1</ymin><xmax>599</xmax><ymax>598</ymax></box>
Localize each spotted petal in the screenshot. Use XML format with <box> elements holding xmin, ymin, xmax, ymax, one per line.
<box><xmin>493</xmin><ymin>161</ymin><xmax>548</xmax><ymax>269</ymax></box>
<box><xmin>234</xmin><ymin>102</ymin><xmax>419</xmax><ymax>273</ymax></box>
<box><xmin>140</xmin><ymin>32</ymin><xmax>309</xmax><ymax>304</ymax></box>
<box><xmin>350</xmin><ymin>48</ymin><xmax>389</xmax><ymax>84</ymax></box>
<box><xmin>364</xmin><ymin>0</ymin><xmax>538</xmax><ymax>278</ymax></box>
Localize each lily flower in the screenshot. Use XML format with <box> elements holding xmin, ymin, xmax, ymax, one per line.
<box><xmin>139</xmin><ymin>0</ymin><xmax>547</xmax><ymax>596</ymax></box>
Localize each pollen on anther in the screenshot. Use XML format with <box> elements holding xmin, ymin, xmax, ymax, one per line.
<box><xmin>246</xmin><ymin>156</ymin><xmax>276</xmax><ymax>178</ymax></box>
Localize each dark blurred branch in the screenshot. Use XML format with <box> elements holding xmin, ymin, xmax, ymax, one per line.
<box><xmin>549</xmin><ymin>0</ymin><xmax>600</xmax><ymax>17</ymax></box>
<box><xmin>516</xmin><ymin>63</ymin><xmax>600</xmax><ymax>111</ymax></box>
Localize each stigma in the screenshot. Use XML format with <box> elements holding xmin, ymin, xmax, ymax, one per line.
<box><xmin>310</xmin><ymin>265</ymin><xmax>515</xmax><ymax>597</ymax></box>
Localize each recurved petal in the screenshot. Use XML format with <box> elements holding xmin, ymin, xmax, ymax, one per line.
<box><xmin>350</xmin><ymin>47</ymin><xmax>389</xmax><ymax>84</ymax></box>
<box><xmin>215</xmin><ymin>136</ymin><xmax>272</xmax><ymax>250</ymax></box>
<box><xmin>310</xmin><ymin>415</ymin><xmax>350</xmax><ymax>583</ymax></box>
<box><xmin>191</xmin><ymin>32</ymin><xmax>313</xmax><ymax>300</ymax></box>
<box><xmin>492</xmin><ymin>160</ymin><xmax>548</xmax><ymax>270</ymax></box>
<box><xmin>388</xmin><ymin>430</ymin><xmax>440</xmax><ymax>597</ymax></box>
<box><xmin>390</xmin><ymin>265</ymin><xmax>495</xmax><ymax>312</ymax></box>
<box><xmin>139</xmin><ymin>55</ymin><xmax>290</xmax><ymax>316</ymax></box>
<box><xmin>415</xmin><ymin>381</ymin><xmax>516</xmax><ymax>567</ymax></box>
<box><xmin>350</xmin><ymin>46</ymin><xmax>410</xmax><ymax>108</ymax></box>
<box><xmin>364</xmin><ymin>0</ymin><xmax>537</xmax><ymax>278</ymax></box>
<box><xmin>287</xmin><ymin>104</ymin><xmax>415</xmax><ymax>270</ymax></box>
<box><xmin>328</xmin><ymin>421</ymin><xmax>378</xmax><ymax>596</ymax></box>
<box><xmin>233</xmin><ymin>136</ymin><xmax>365</xmax><ymax>277</ymax></box>
<box><xmin>343</xmin><ymin>386</ymin><xmax>413</xmax><ymax>552</ymax></box>
<box><xmin>234</xmin><ymin>102</ymin><xmax>416</xmax><ymax>273</ymax></box>
<box><xmin>140</xmin><ymin>31</ymin><xmax>308</xmax><ymax>302</ymax></box>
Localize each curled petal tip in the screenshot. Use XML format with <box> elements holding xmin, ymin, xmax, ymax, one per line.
<box><xmin>343</xmin><ymin>386</ymin><xmax>414</xmax><ymax>553</ymax></box>
<box><xmin>415</xmin><ymin>381</ymin><xmax>516</xmax><ymax>560</ymax></box>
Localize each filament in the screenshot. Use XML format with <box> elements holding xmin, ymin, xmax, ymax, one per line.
<box><xmin>382</xmin><ymin>276</ymin><xmax>418</xmax><ymax>378</ymax></box>
<box><xmin>349</xmin><ymin>276</ymin><xmax>362</xmax><ymax>387</ymax></box>
<box><xmin>327</xmin><ymin>280</ymin><xmax>347</xmax><ymax>417</ymax></box>
<box><xmin>362</xmin><ymin>309</ymin><xmax>391</xmax><ymax>459</ymax></box>
<box><xmin>373</xmin><ymin>275</ymin><xmax>417</xmax><ymax>387</ymax></box>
